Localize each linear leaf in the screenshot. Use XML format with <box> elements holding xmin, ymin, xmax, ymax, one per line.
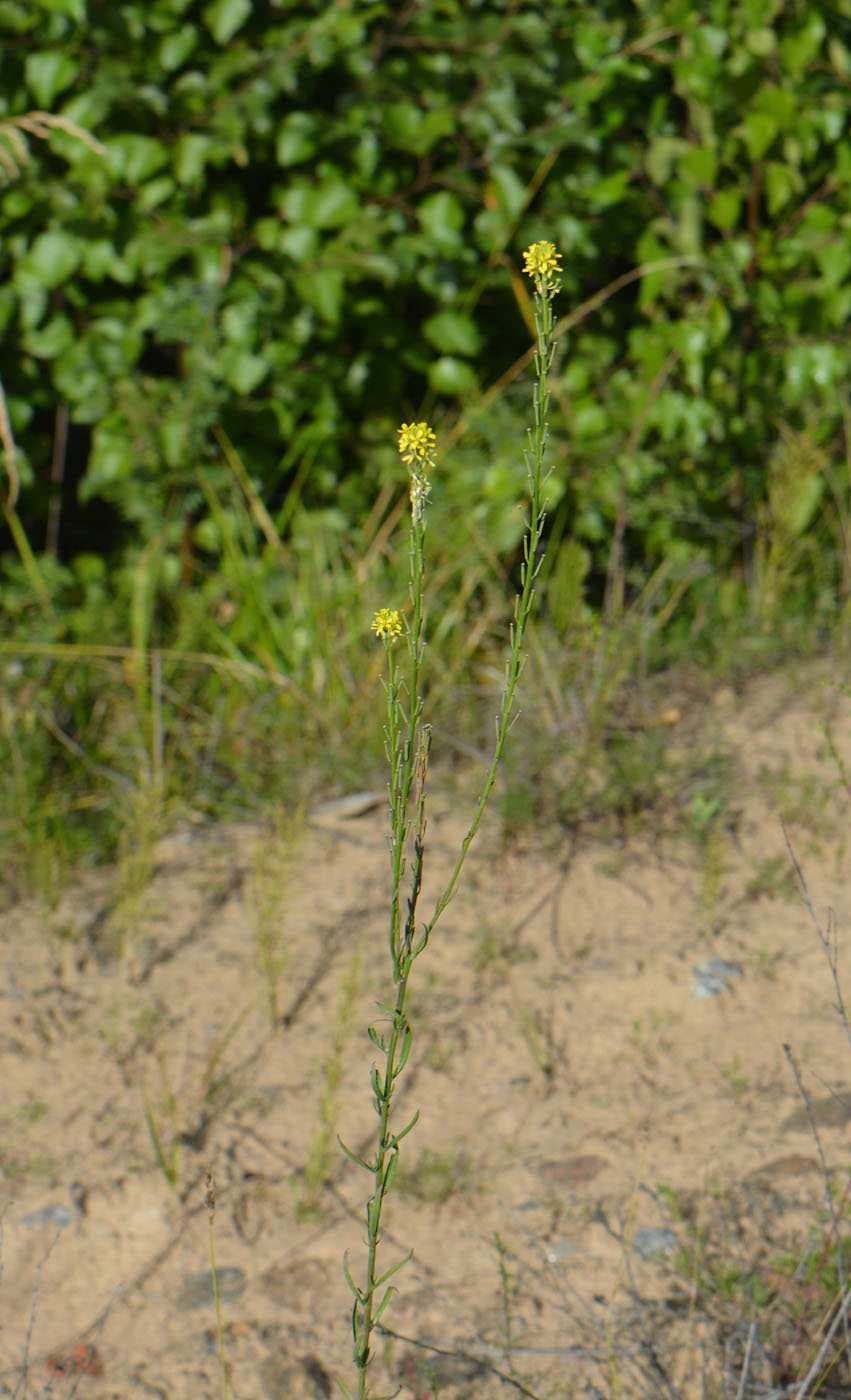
<box><xmin>374</xmin><ymin>1248</ymin><xmax>414</xmax><ymax>1290</ymax></box>
<box><xmin>338</xmin><ymin>1136</ymin><xmax>373</xmax><ymax>1172</ymax></box>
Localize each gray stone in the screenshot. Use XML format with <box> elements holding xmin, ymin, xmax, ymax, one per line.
<box><xmin>20</xmin><ymin>1204</ymin><xmax>73</xmax><ymax>1230</ymax></box>
<box><xmin>630</xmin><ymin>1226</ymin><xmax>679</xmax><ymax>1260</ymax></box>
<box><xmin>175</xmin><ymin>1266</ymin><xmax>245</xmax><ymax>1309</ymax></box>
<box><xmin>691</xmin><ymin>958</ymin><xmax>743</xmax><ymax>998</ymax></box>
<box><xmin>259</xmin><ymin>1353</ymin><xmax>331</xmax><ymax>1400</ymax></box>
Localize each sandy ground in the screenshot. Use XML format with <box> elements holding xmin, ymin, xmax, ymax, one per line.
<box><xmin>2</xmin><ymin>660</ymin><xmax>851</xmax><ymax>1400</ymax></box>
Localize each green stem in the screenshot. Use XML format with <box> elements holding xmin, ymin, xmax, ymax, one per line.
<box><xmin>426</xmin><ymin>283</ymin><xmax>556</xmax><ymax>936</ymax></box>
<box><xmin>387</xmin><ymin>515</ymin><xmax>426</xmax><ymax>978</ymax></box>
<box><xmin>355</xmin><ymin>968</ymin><xmax>413</xmax><ymax>1395</ymax></box>
<box><xmin>349</xmin><ymin>274</ymin><xmax>557</xmax><ymax>1400</ymax></box>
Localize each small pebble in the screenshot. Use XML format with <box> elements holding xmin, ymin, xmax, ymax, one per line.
<box><xmin>260</xmin><ymin>1353</ymin><xmax>331</xmax><ymax>1400</ymax></box>
<box><xmin>175</xmin><ymin>1267</ymin><xmax>245</xmax><ymax>1309</ymax></box>
<box><xmin>539</xmin><ymin>1155</ymin><xmax>608</xmax><ymax>1188</ymax></box>
<box><xmin>781</xmin><ymin>1093</ymin><xmax>851</xmax><ymax>1132</ymax></box>
<box><xmin>630</xmin><ymin>1226</ymin><xmax>679</xmax><ymax>1260</ymax></box>
<box><xmin>20</xmin><ymin>1205</ymin><xmax>73</xmax><ymax>1231</ymax></box>
<box><xmin>544</xmin><ymin>1238</ymin><xmax>578</xmax><ymax>1264</ymax></box>
<box><xmin>308</xmin><ymin>792</ymin><xmax>382</xmax><ymax>821</ymax></box>
<box><xmin>691</xmin><ymin>958</ymin><xmax>743</xmax><ymax>998</ymax></box>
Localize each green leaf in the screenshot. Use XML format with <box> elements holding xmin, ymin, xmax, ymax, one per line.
<box><xmin>15</xmin><ymin>279</ymin><xmax>48</xmax><ymax>331</ymax></box>
<box><xmin>173</xmin><ymin>133</ymin><xmax>214</xmax><ymax>186</ymax></box>
<box><xmin>220</xmin><ymin>301</ymin><xmax>256</xmax><ymax>346</ymax></box>
<box><xmin>582</xmin><ymin>170</ymin><xmax>630</xmax><ymax>209</ymax></box>
<box><xmin>745</xmin><ymin>27</ymin><xmax>776</xmax><ymax>58</ymax></box>
<box><xmin>275</xmin><ymin>112</ymin><xmax>318</xmax><ymax>166</ymax></box>
<box><xmin>763</xmin><ymin>161</ymin><xmax>799</xmax><ymax>216</ymax></box>
<box><xmin>383</xmin><ymin>1148</ymin><xmax>399</xmax><ymax>1191</ymax></box>
<box><xmin>20</xmin><ymin>230</ymin><xmax>81</xmax><ymax>288</ymax></box>
<box><xmin>829</xmin><ymin>37</ymin><xmax>851</xmax><ymax>77</ymax></box>
<box><xmin>572</xmin><ymin>400</ymin><xmax>609</xmax><ymax>441</ymax></box>
<box><xmin>36</xmin><ymin>0</ymin><xmax>86</xmax><ymax>18</ymax></box>
<box><xmin>81</xmin><ymin>238</ymin><xmax>120</xmax><ymax>280</ymax></box>
<box><xmin>372</xmin><ymin>1285</ymin><xmax>396</xmax><ymax>1326</ymax></box>
<box><xmin>278</xmin><ymin>225</ymin><xmax>319</xmax><ymax>261</ymax></box>
<box><xmin>300</xmin><ymin>268</ymin><xmax>345</xmax><ymax>324</ymax></box>
<box><xmin>368</xmin><ymin>1025</ymin><xmax>387</xmax><ymax>1052</ymax></box>
<box><xmin>159</xmin><ymin>24</ymin><xmax>198</xmax><ymax>71</ymax></box>
<box><xmin>814</xmin><ymin>239</ymin><xmax>851</xmax><ymax>289</ymax></box>
<box><xmin>108</xmin><ymin>133</ymin><xmax>170</xmax><ymax>184</ymax></box>
<box><xmin>222</xmin><ymin>350</ymin><xmax>268</xmax><ymax>395</ymax></box>
<box><xmin>773</xmin><ymin>472</ymin><xmax>823</xmax><ymax>541</ymax></box>
<box><xmin>707</xmin><ymin>189</ymin><xmax>741</xmax><ymax>231</ymax></box>
<box><xmin>488</xmin><ymin>162</ymin><xmax>527</xmax><ymax>220</ymax></box>
<box><xmin>341</xmin><ymin>1250</ymin><xmax>365</xmax><ymax>1301</ymax></box>
<box><xmin>159</xmin><ymin>417</ymin><xmax>188</xmax><ymax>469</ymax></box>
<box><xmin>280</xmin><ymin>175</ymin><xmax>359</xmax><ymax>230</ymax></box>
<box><xmin>137</xmin><ymin>175</ymin><xmax>176</xmax><ymax>211</ymax></box>
<box><xmin>417</xmin><ymin>191</ymin><xmax>465</xmax><ymax>246</ymax></box>
<box><xmin>84</xmin><ymin>417</ymin><xmax>134</xmax><ymax>499</ymax></box>
<box><xmin>755</xmin><ymin>86</ymin><xmax>797</xmax><ymax>129</ymax></box>
<box><xmin>574</xmin><ymin>18</ymin><xmax>612</xmax><ymax>68</ymax></box>
<box><xmin>739</xmin><ymin>110</ymin><xmax>777</xmax><ymax>159</ymax></box>
<box><xmin>389</xmin><ymin>1110</ymin><xmax>419</xmax><ymax>1147</ymax></box>
<box><xmin>784</xmin><ymin>344</ymin><xmax>842</xmax><ymax>397</ymax></box>
<box><xmin>369</xmin><ymin>1064</ymin><xmax>383</xmax><ymax>1105</ymax></box>
<box><xmin>338</xmin><ymin>1137</ymin><xmax>373</xmax><ymax>1173</ymax></box>
<box><xmin>421</xmin><ymin>310</ymin><xmax>481</xmax><ymax>357</ymax></box>
<box><xmin>22</xmin><ymin>313</ymin><xmax>74</xmax><ymax>358</ymax></box>
<box><xmin>373</xmin><ymin>1248</ymin><xmax>413</xmax><ymax>1291</ymax></box>
<box><xmin>384</xmin><ymin>101</ymin><xmax>452</xmax><ymax>154</ymax></box>
<box><xmin>203</xmin><ymin>0</ymin><xmax>251</xmax><ymax>44</ymax></box>
<box><xmin>646</xmin><ymin>136</ymin><xmax>690</xmax><ymax>186</ymax></box>
<box><xmin>780</xmin><ymin>14</ymin><xmax>826</xmax><ymax>78</ymax></box>
<box><xmin>678</xmin><ymin>145</ymin><xmax>718</xmax><ymax>187</ymax></box>
<box><xmin>427</xmin><ymin>356</ymin><xmax>477</xmax><ymax>395</ymax></box>
<box><xmin>25</xmin><ymin>50</ymin><xmax>78</xmax><ymax>106</ymax></box>
<box><xmin>54</xmin><ymin>347</ymin><xmax>110</xmax><ymax>421</ymax></box>
<box><xmin>392</xmin><ymin>1022</ymin><xmax>412</xmax><ymax>1078</ymax></box>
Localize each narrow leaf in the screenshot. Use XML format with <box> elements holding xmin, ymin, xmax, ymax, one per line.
<box><xmin>390</xmin><ymin>1109</ymin><xmax>420</xmax><ymax>1147</ymax></box>
<box><xmin>368</xmin><ymin>1025</ymin><xmax>387</xmax><ymax>1051</ymax></box>
<box><xmin>338</xmin><ymin>1136</ymin><xmax>374</xmax><ymax>1172</ymax></box>
<box><xmin>371</xmin><ymin>1065</ymin><xmax>386</xmax><ymax>1105</ymax></box>
<box><xmin>374</xmin><ymin>1248</ymin><xmax>414</xmax><ymax>1290</ymax></box>
<box><xmin>342</xmin><ymin>1251</ymin><xmax>365</xmax><ymax>1303</ymax></box>
<box><xmin>393</xmin><ymin>1022</ymin><xmax>413</xmax><ymax>1077</ymax></box>
<box><xmin>373</xmin><ymin>1285</ymin><xmax>396</xmax><ymax>1327</ymax></box>
<box><xmin>383</xmin><ymin>1148</ymin><xmax>399</xmax><ymax>1194</ymax></box>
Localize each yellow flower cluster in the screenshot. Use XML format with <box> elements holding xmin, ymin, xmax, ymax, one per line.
<box><xmin>397</xmin><ymin>421</ymin><xmax>434</xmax><ymax>524</ymax></box>
<box><xmin>371</xmin><ymin>607</ymin><xmax>403</xmax><ymax>641</ymax></box>
<box><xmin>397</xmin><ymin>422</ymin><xmax>436</xmax><ymax>466</ymax></box>
<box><xmin>523</xmin><ymin>240</ymin><xmax>562</xmax><ymax>292</ymax></box>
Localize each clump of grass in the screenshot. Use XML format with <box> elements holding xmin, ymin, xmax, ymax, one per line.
<box><xmin>141</xmin><ymin>1050</ymin><xmax>181</xmax><ymax>1191</ymax></box>
<box><xmin>245</xmin><ymin>806</ymin><xmax>301</xmax><ymax>1026</ymax></box>
<box><xmin>339</xmin><ymin>241</ymin><xmax>562</xmax><ymax>1400</ymax></box>
<box><xmin>204</xmin><ymin>1172</ymin><xmax>231</xmax><ymax>1400</ymax></box>
<box><xmin>299</xmin><ymin>944</ymin><xmax>362</xmax><ymax>1218</ymax></box>
<box><xmin>397</xmin><ymin>1148</ymin><xmax>473</xmax><ymax>1207</ymax></box>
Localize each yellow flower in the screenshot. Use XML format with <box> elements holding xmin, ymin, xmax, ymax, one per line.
<box><xmin>397</xmin><ymin>422</ymin><xmax>434</xmax><ymax>523</ymax></box>
<box><xmin>397</xmin><ymin>422</ymin><xmax>436</xmax><ymax>467</ymax></box>
<box><xmin>371</xmin><ymin>607</ymin><xmax>403</xmax><ymax>641</ymax></box>
<box><xmin>522</xmin><ymin>240</ymin><xmax>562</xmax><ymax>291</ymax></box>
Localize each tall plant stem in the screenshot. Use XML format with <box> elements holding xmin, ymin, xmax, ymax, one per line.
<box><xmin>343</xmin><ymin>248</ymin><xmax>561</xmax><ymax>1400</ymax></box>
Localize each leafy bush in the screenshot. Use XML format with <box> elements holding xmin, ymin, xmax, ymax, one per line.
<box><xmin>0</xmin><ymin>0</ymin><xmax>848</xmax><ymax>594</ymax></box>
<box><xmin>1</xmin><ymin>0</ymin><xmax>851</xmax><ymax>882</ymax></box>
